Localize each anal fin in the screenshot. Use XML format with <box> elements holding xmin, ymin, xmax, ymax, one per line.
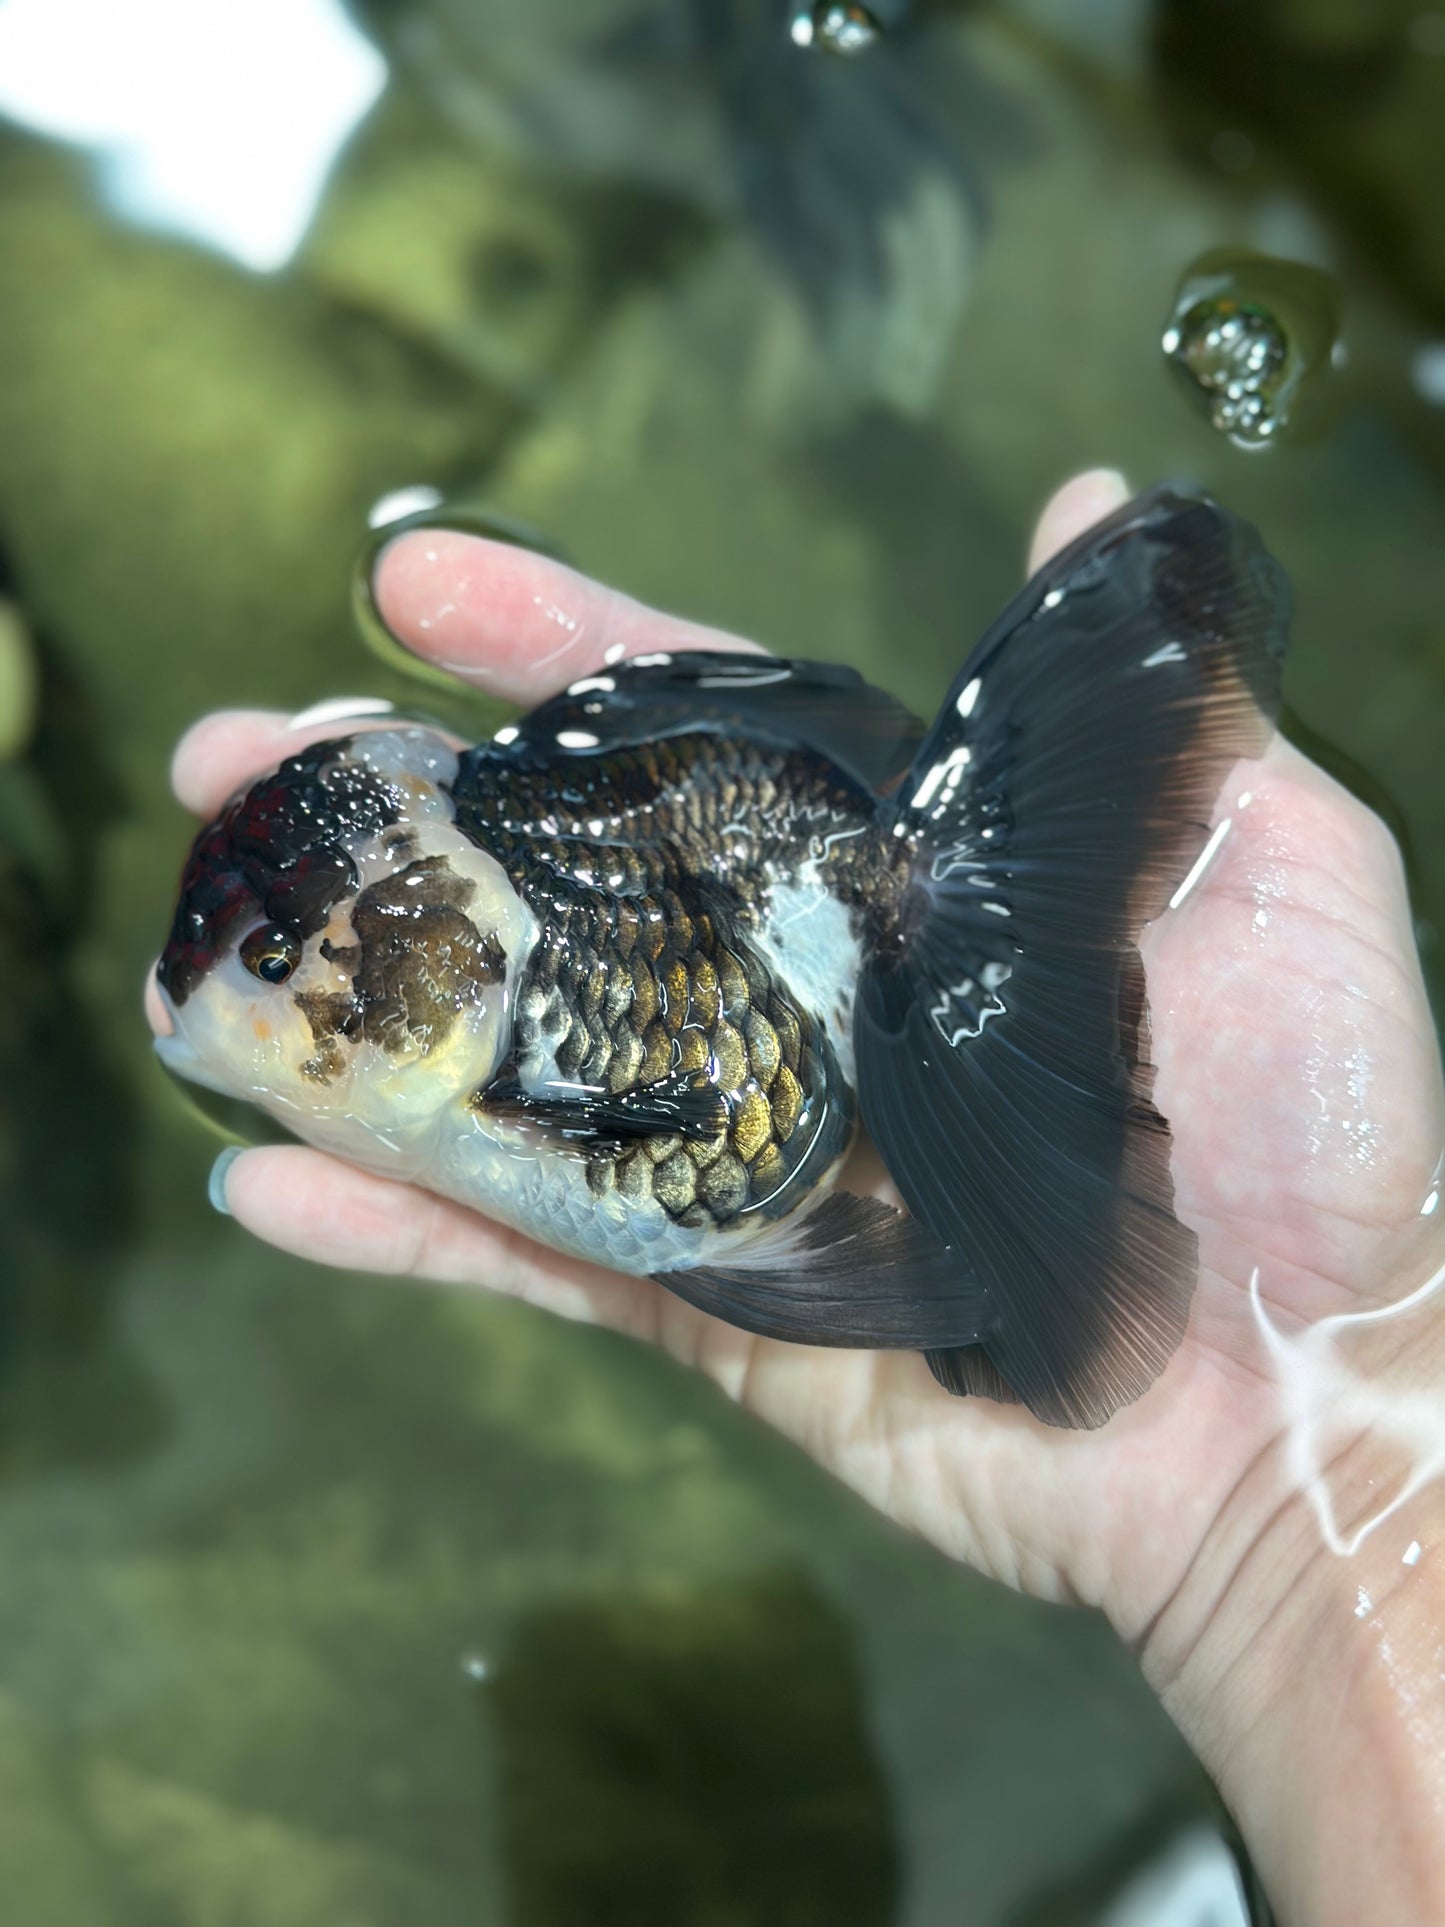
<box><xmin>925</xmin><ymin>1345</ymin><xmax>1020</xmax><ymax>1404</ymax></box>
<box><xmin>655</xmin><ymin>1192</ymin><xmax>988</xmax><ymax>1350</ymax></box>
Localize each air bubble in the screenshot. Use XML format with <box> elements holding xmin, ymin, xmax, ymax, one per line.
<box><xmin>1162</xmin><ymin>249</ymin><xmax>1342</xmax><ymax>449</ymax></box>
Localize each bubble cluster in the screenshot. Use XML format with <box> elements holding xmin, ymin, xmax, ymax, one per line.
<box><xmin>1164</xmin><ymin>297</ymin><xmax>1288</xmax><ymax>443</ymax></box>
<box><xmin>1162</xmin><ymin>249</ymin><xmax>1342</xmax><ymax>449</ymax></box>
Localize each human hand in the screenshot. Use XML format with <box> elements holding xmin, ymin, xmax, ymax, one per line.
<box><xmin>149</xmin><ymin>472</ymin><xmax>1445</xmax><ymax>1918</ymax></box>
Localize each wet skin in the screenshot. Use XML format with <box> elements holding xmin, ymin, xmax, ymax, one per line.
<box><xmin>150</xmin><ymin>472</ymin><xmax>1445</xmax><ymax>1923</ymax></box>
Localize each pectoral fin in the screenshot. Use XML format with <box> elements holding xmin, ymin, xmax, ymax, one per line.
<box><xmin>477</xmin><ymin>1069</ymin><xmax>727</xmax><ymax>1146</ymax></box>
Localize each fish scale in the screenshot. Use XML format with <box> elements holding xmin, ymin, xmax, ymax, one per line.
<box><xmin>458</xmin><ymin>730</ymin><xmax>882</xmax><ymax>1227</ymax></box>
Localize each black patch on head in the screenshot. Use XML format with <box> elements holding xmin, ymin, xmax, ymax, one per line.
<box><xmin>157</xmin><ymin>738</ymin><xmax>400</xmax><ymax>1006</ymax></box>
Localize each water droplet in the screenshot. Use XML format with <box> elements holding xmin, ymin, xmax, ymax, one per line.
<box><xmin>790</xmin><ymin>4</ymin><xmax>881</xmax><ymax>55</ymax></box>
<box><xmin>1162</xmin><ymin>249</ymin><xmax>1342</xmax><ymax>449</ymax></box>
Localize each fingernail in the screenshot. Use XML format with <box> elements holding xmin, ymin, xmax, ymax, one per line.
<box><xmin>286</xmin><ymin>695</ymin><xmax>395</xmax><ymax>730</ymax></box>
<box><xmin>367</xmin><ymin>483</ymin><xmax>444</xmax><ymax>531</ymax></box>
<box><xmin>209</xmin><ymin>1146</ymin><xmax>244</xmax><ymax>1216</ymax></box>
<box><xmin>368</xmin><ymin>503</ymin><xmax>562</xmax><ymax>568</ymax></box>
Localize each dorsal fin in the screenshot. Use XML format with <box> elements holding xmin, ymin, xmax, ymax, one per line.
<box><xmin>472</xmin><ymin>651</ymin><xmax>925</xmax><ymax>796</ymax></box>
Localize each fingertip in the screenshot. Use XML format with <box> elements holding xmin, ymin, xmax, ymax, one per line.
<box><xmin>170</xmin><ymin>707</ymin><xmax>427</xmax><ymax>821</ymax></box>
<box><xmin>170</xmin><ymin>708</ymin><xmax>291</xmax><ymax>816</ymax></box>
<box><xmin>218</xmin><ymin>1141</ymin><xmax>314</xmax><ymax>1223</ymax></box>
<box><xmin>373</xmin><ymin>526</ymin><xmax>764</xmax><ymax>701</ymax></box>
<box><xmin>373</xmin><ymin>528</ymin><xmax>574</xmax><ymax>689</ymax></box>
<box><xmin>370</xmin><ymin>527</ymin><xmax>452</xmax><ymax>651</ymax></box>
<box><xmin>208</xmin><ymin>1142</ymin><xmax>422</xmax><ymax>1271</ymax></box>
<box><xmin>207</xmin><ymin>1141</ymin><xmax>668</xmax><ymax>1336</ymax></box>
<box><xmin>1088</xmin><ymin>467</ymin><xmax>1130</xmax><ymax>503</ymax></box>
<box><xmin>1028</xmin><ymin>469</ymin><xmax>1132</xmax><ymax>576</ymax></box>
<box><xmin>209</xmin><ymin>1143</ymin><xmax>349</xmax><ymax>1255</ymax></box>
<box><xmin>170</xmin><ymin>709</ymin><xmax>239</xmax><ymax>808</ymax></box>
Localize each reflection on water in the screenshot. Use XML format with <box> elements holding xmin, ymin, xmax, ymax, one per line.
<box><xmin>1251</xmin><ymin>1250</ymin><xmax>1445</xmax><ymax>1561</ymax></box>
<box><xmin>0</xmin><ymin>0</ymin><xmax>385</xmax><ymax>270</ymax></box>
<box><xmin>353</xmin><ymin>0</ymin><xmax>1004</xmax><ymax>417</ymax></box>
<box><xmin>1</xmin><ymin>0</ymin><xmax>1444</xmax><ymax>1920</ymax></box>
<box><xmin>790</xmin><ymin>4</ymin><xmax>884</xmax><ymax>56</ymax></box>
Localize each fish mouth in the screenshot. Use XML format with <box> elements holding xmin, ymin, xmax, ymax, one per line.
<box><xmin>149</xmin><ymin>971</ymin><xmax>179</xmax><ymax>1036</ymax></box>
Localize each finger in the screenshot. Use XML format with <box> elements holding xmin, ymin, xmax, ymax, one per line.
<box><xmin>372</xmin><ymin>530</ymin><xmax>762</xmax><ymax>704</ymax></box>
<box><xmin>181</xmin><ymin>480</ymin><xmax>1125</xmax><ymax>824</ymax></box>
<box><xmin>1027</xmin><ymin>469</ymin><xmax>1131</xmax><ymax>576</ymax></box>
<box><xmin>170</xmin><ymin>704</ymin><xmax>459</xmax><ymax>820</ymax></box>
<box><xmin>172</xmin><ymin>709</ymin><xmax>304</xmax><ymax>816</ymax></box>
<box><xmin>1203</xmin><ymin>734</ymin><xmax>1418</xmax><ymax>954</ymax></box>
<box><xmin>214</xmin><ymin>1144</ymin><xmax>668</xmax><ymax>1337</ymax></box>
<box><xmin>180</xmin><ymin>476</ymin><xmax>1127</xmax><ymax>820</ymax></box>
<box><xmin>211</xmin><ymin>1144</ymin><xmax>883</xmax><ymax>1421</ymax></box>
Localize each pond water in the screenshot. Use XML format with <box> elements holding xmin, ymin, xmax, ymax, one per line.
<box><xmin>1</xmin><ymin>1</ymin><xmax>1442</xmax><ymax>1919</ymax></box>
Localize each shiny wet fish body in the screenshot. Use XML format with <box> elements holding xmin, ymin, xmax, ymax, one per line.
<box><xmin>157</xmin><ymin>487</ymin><xmax>1290</xmax><ymax>1429</ymax></box>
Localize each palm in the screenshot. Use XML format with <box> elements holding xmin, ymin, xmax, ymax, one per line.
<box><xmin>151</xmin><ymin>473</ymin><xmax>1445</xmax><ymax>1638</ymax></box>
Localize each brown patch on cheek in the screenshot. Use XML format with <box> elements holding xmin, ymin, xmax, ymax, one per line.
<box><xmin>293</xmin><ymin>989</ymin><xmax>360</xmax><ymax>1084</ymax></box>
<box><xmin>301</xmin><ymin>1038</ymin><xmax>348</xmax><ymax>1083</ymax></box>
<box><xmin>293</xmin><ymin>856</ymin><xmax>508</xmax><ymax>1077</ymax></box>
<box><xmin>296</xmin><ymin>989</ymin><xmax>360</xmax><ymax>1040</ymax></box>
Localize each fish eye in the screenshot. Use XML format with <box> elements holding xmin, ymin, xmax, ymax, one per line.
<box><xmin>240</xmin><ymin>924</ymin><xmax>302</xmax><ymax>985</ymax></box>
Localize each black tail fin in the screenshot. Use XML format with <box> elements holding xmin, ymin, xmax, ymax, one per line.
<box><xmin>856</xmin><ymin>487</ymin><xmax>1290</xmax><ymax>1428</ymax></box>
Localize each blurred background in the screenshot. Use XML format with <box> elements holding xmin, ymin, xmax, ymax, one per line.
<box><xmin>1</xmin><ymin>1</ymin><xmax>1443</xmax><ymax>1920</ymax></box>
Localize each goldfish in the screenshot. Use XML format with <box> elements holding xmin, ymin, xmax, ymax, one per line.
<box><xmin>156</xmin><ymin>487</ymin><xmax>1287</xmax><ymax>1427</ymax></box>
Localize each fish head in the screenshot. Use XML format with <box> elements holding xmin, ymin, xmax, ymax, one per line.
<box><xmin>154</xmin><ymin>727</ymin><xmax>535</xmax><ymax>1160</ymax></box>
